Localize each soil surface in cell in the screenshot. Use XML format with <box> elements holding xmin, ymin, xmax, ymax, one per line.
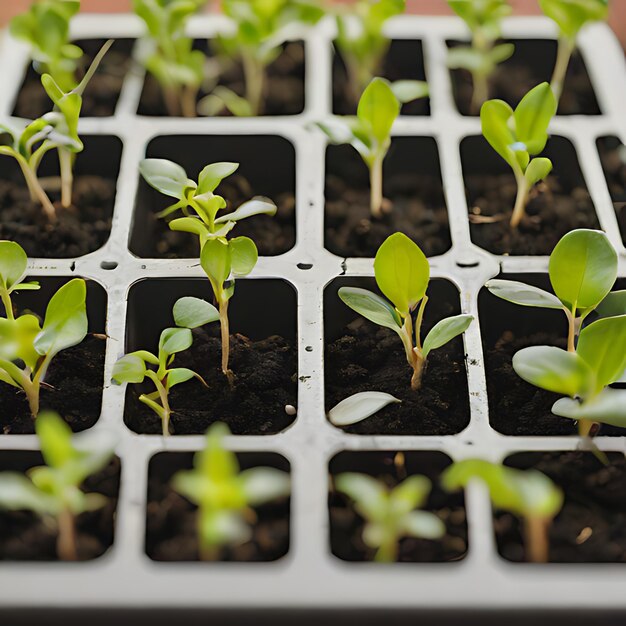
<box><xmin>325</xmin><ymin>316</ymin><xmax>470</xmax><ymax>436</ymax></box>
<box><xmin>484</xmin><ymin>330</ymin><xmax>623</xmax><ymax>437</ymax></box>
<box><xmin>325</xmin><ymin>170</ymin><xmax>451</xmax><ymax>258</ymax></box>
<box><xmin>146</xmin><ymin>453</ymin><xmax>290</xmax><ymax>561</ymax></box>
<box><xmin>449</xmin><ymin>44</ymin><xmax>599</xmax><ymax>116</ymax></box>
<box><xmin>124</xmin><ymin>328</ymin><xmax>297</xmax><ymax>435</ymax></box>
<box><xmin>142</xmin><ymin>174</ymin><xmax>296</xmax><ymax>258</ymax></box>
<box><xmin>496</xmin><ymin>452</ymin><xmax>626</xmax><ymax>563</ymax></box>
<box><xmin>138</xmin><ymin>41</ymin><xmax>305</xmax><ymax>116</ymax></box>
<box><xmin>0</xmin><ymin>457</ymin><xmax>120</xmax><ymax>561</ymax></box>
<box><xmin>597</xmin><ymin>137</ymin><xmax>626</xmax><ymax>243</ymax></box>
<box><xmin>466</xmin><ymin>173</ymin><xmax>599</xmax><ymax>256</ymax></box>
<box><xmin>332</xmin><ymin>40</ymin><xmax>430</xmax><ymax>116</ymax></box>
<box><xmin>13</xmin><ymin>39</ymin><xmax>133</xmax><ymax>119</ymax></box>
<box><xmin>0</xmin><ymin>175</ymin><xmax>116</xmax><ymax>258</ymax></box>
<box><xmin>329</xmin><ymin>452</ymin><xmax>467</xmax><ymax>562</ymax></box>
<box><xmin>0</xmin><ymin>336</ymin><xmax>106</xmax><ymax>435</ymax></box>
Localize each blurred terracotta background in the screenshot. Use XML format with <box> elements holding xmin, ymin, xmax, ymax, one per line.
<box><xmin>1</xmin><ymin>0</ymin><xmax>625</xmax><ymax>48</ymax></box>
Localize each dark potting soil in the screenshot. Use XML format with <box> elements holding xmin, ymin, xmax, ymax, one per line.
<box><xmin>466</xmin><ymin>173</ymin><xmax>599</xmax><ymax>256</ymax></box>
<box><xmin>0</xmin><ymin>175</ymin><xmax>116</xmax><ymax>258</ymax></box>
<box><xmin>139</xmin><ymin>175</ymin><xmax>296</xmax><ymax>258</ymax></box>
<box><xmin>496</xmin><ymin>452</ymin><xmax>626</xmax><ymax>563</ymax></box>
<box><xmin>449</xmin><ymin>40</ymin><xmax>600</xmax><ymax>116</ymax></box>
<box><xmin>13</xmin><ymin>39</ymin><xmax>133</xmax><ymax>119</ymax></box>
<box><xmin>597</xmin><ymin>136</ymin><xmax>626</xmax><ymax>244</ymax></box>
<box><xmin>124</xmin><ymin>328</ymin><xmax>297</xmax><ymax>435</ymax></box>
<box><xmin>0</xmin><ymin>336</ymin><xmax>106</xmax><ymax>435</ymax></box>
<box><xmin>325</xmin><ymin>280</ymin><xmax>470</xmax><ymax>435</ymax></box>
<box><xmin>0</xmin><ymin>454</ymin><xmax>120</xmax><ymax>561</ymax></box>
<box><xmin>145</xmin><ymin>452</ymin><xmax>290</xmax><ymax>561</ymax></box>
<box><xmin>332</xmin><ymin>40</ymin><xmax>430</xmax><ymax>116</ymax></box>
<box><xmin>329</xmin><ymin>451</ymin><xmax>467</xmax><ymax>562</ymax></box>
<box><xmin>324</xmin><ymin>140</ymin><xmax>451</xmax><ymax>258</ymax></box>
<box><xmin>138</xmin><ymin>41</ymin><xmax>305</xmax><ymax>117</ymax></box>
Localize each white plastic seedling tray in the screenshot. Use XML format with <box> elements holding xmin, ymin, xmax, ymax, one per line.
<box><xmin>0</xmin><ymin>12</ymin><xmax>625</xmax><ymax>612</ymax></box>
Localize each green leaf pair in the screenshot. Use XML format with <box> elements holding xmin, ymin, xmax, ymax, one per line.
<box><xmin>480</xmin><ymin>82</ymin><xmax>557</xmax><ymax>227</ymax></box>
<box><xmin>539</xmin><ymin>0</ymin><xmax>608</xmax><ymax>39</ymax></box>
<box><xmin>339</xmin><ymin>233</ymin><xmax>473</xmax><ymax>391</ymax></box>
<box><xmin>172</xmin><ymin>422</ymin><xmax>290</xmax><ymax>558</ymax></box>
<box><xmin>112</xmin><ymin>298</ymin><xmax>213</xmax><ymax>436</ymax></box>
<box><xmin>335</xmin><ymin>472</ymin><xmax>445</xmax><ymax>562</ymax></box>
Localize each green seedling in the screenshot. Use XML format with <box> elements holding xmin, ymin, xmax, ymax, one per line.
<box><xmin>0</xmin><ymin>242</ymin><xmax>87</xmax><ymax>418</ymax></box>
<box><xmin>112</xmin><ymin>298</ymin><xmax>212</xmax><ymax>436</ymax></box>
<box><xmin>335</xmin><ymin>472</ymin><xmax>445</xmax><ymax>562</ymax></box>
<box><xmin>447</xmin><ymin>0</ymin><xmax>513</xmax><ymax>112</ymax></box>
<box><xmin>172</xmin><ymin>422</ymin><xmax>290</xmax><ymax>560</ymax></box>
<box><xmin>481</xmin><ymin>81</ymin><xmax>557</xmax><ymax>228</ymax></box>
<box><xmin>332</xmin><ymin>0</ymin><xmax>405</xmax><ymax>103</ymax></box>
<box><xmin>487</xmin><ymin>229</ymin><xmax>619</xmax><ymax>353</ymax></box>
<box><xmin>338</xmin><ymin>232</ymin><xmax>473</xmax><ymax>391</ymax></box>
<box><xmin>539</xmin><ymin>0</ymin><xmax>609</xmax><ymax>102</ymax></box>
<box><xmin>10</xmin><ymin>0</ymin><xmax>82</xmax><ymax>92</ymax></box>
<box><xmin>139</xmin><ymin>157</ymin><xmax>277</xmax><ymax>380</ymax></box>
<box><xmin>317</xmin><ymin>77</ymin><xmax>428</xmax><ymax>217</ymax></box>
<box><xmin>133</xmin><ymin>0</ymin><xmax>206</xmax><ymax>117</ymax></box>
<box><xmin>0</xmin><ymin>40</ymin><xmax>112</xmax><ymax>218</ymax></box>
<box><xmin>513</xmin><ymin>314</ymin><xmax>626</xmax><ymax>438</ymax></box>
<box><xmin>0</xmin><ymin>411</ymin><xmax>114</xmax><ymax>561</ymax></box>
<box><xmin>328</xmin><ymin>391</ymin><xmax>401</xmax><ymax>427</ymax></box>
<box><xmin>442</xmin><ymin>459</ymin><xmax>563</xmax><ymax>563</ymax></box>
<box><xmin>199</xmin><ymin>0</ymin><xmax>324</xmax><ymax>117</ymax></box>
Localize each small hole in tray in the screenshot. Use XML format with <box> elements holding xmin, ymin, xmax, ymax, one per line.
<box><xmin>456</xmin><ymin>260</ymin><xmax>480</xmax><ymax>269</ymax></box>
<box><xmin>305</xmin><ymin>346</ymin><xmax>313</xmax><ymax>352</ymax></box>
<box><xmin>100</xmin><ymin>261</ymin><xmax>118</xmax><ymax>270</ymax></box>
<box><xmin>297</xmin><ymin>263</ymin><xmax>313</xmax><ymax>270</ymax></box>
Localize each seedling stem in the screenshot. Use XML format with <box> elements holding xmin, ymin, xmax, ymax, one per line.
<box><xmin>57</xmin><ymin>506</ymin><xmax>78</xmax><ymax>561</ymax></box>
<box><xmin>524</xmin><ymin>515</ymin><xmax>550</xmax><ymax>564</ymax></box>
<box><xmin>551</xmin><ymin>36</ymin><xmax>575</xmax><ymax>103</ymax></box>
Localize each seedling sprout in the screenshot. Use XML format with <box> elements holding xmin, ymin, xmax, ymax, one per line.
<box><xmin>0</xmin><ymin>241</ymin><xmax>88</xmax><ymax>417</ymax></box>
<box><xmin>447</xmin><ymin>0</ymin><xmax>513</xmax><ymax>112</ymax></box>
<box><xmin>139</xmin><ymin>157</ymin><xmax>277</xmax><ymax>381</ymax></box>
<box><xmin>0</xmin><ymin>411</ymin><xmax>114</xmax><ymax>561</ymax></box>
<box><xmin>442</xmin><ymin>459</ymin><xmax>563</xmax><ymax>563</ymax></box>
<box><xmin>480</xmin><ymin>81</ymin><xmax>557</xmax><ymax>228</ymax></box>
<box><xmin>112</xmin><ymin>298</ymin><xmax>211</xmax><ymax>436</ymax></box>
<box><xmin>328</xmin><ymin>391</ymin><xmax>401</xmax><ymax>427</ymax></box>
<box><xmin>317</xmin><ymin>77</ymin><xmax>428</xmax><ymax>217</ymax></box>
<box><xmin>338</xmin><ymin>232</ymin><xmax>473</xmax><ymax>391</ymax></box>
<box><xmin>172</xmin><ymin>422</ymin><xmax>290</xmax><ymax>560</ymax></box>
<box><xmin>335</xmin><ymin>472</ymin><xmax>445</xmax><ymax>562</ymax></box>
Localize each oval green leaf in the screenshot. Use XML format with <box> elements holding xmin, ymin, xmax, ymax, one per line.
<box><xmin>338</xmin><ymin>286</ymin><xmax>402</xmax><ymax>331</ymax></box>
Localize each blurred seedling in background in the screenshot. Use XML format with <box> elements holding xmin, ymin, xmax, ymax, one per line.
<box><xmin>112</xmin><ymin>298</ymin><xmax>211</xmax><ymax>436</ymax></box>
<box><xmin>480</xmin><ymin>82</ymin><xmax>557</xmax><ymax>228</ymax></box>
<box><xmin>317</xmin><ymin>77</ymin><xmax>428</xmax><ymax>217</ymax></box>
<box><xmin>338</xmin><ymin>233</ymin><xmax>473</xmax><ymax>391</ymax></box>
<box><xmin>334</xmin><ymin>472</ymin><xmax>445</xmax><ymax>562</ymax></box>
<box><xmin>0</xmin><ymin>411</ymin><xmax>115</xmax><ymax>561</ymax></box>
<box><xmin>442</xmin><ymin>459</ymin><xmax>563</xmax><ymax>563</ymax></box>
<box><xmin>172</xmin><ymin>422</ymin><xmax>290</xmax><ymax>560</ymax></box>
<box><xmin>139</xmin><ymin>157</ymin><xmax>277</xmax><ymax>382</ymax></box>
<box><xmin>0</xmin><ymin>241</ymin><xmax>88</xmax><ymax>418</ymax></box>
<box><xmin>447</xmin><ymin>0</ymin><xmax>513</xmax><ymax>112</ymax></box>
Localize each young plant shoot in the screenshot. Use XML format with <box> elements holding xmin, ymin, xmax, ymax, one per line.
<box><xmin>335</xmin><ymin>472</ymin><xmax>445</xmax><ymax>562</ymax></box>
<box><xmin>338</xmin><ymin>232</ymin><xmax>473</xmax><ymax>391</ymax></box>
<box><xmin>328</xmin><ymin>391</ymin><xmax>401</xmax><ymax>427</ymax></box>
<box><xmin>317</xmin><ymin>76</ymin><xmax>428</xmax><ymax>217</ymax></box>
<box><xmin>171</xmin><ymin>422</ymin><xmax>290</xmax><ymax>560</ymax></box>
<box><xmin>112</xmin><ymin>298</ymin><xmax>212</xmax><ymax>436</ymax></box>
<box><xmin>10</xmin><ymin>0</ymin><xmax>82</xmax><ymax>92</ymax></box>
<box><xmin>442</xmin><ymin>459</ymin><xmax>563</xmax><ymax>563</ymax></box>
<box><xmin>133</xmin><ymin>0</ymin><xmax>206</xmax><ymax>117</ymax></box>
<box><xmin>333</xmin><ymin>0</ymin><xmax>405</xmax><ymax>103</ymax></box>
<box><xmin>0</xmin><ymin>411</ymin><xmax>114</xmax><ymax>561</ymax></box>
<box><xmin>486</xmin><ymin>229</ymin><xmax>619</xmax><ymax>353</ymax></box>
<box><xmin>481</xmin><ymin>81</ymin><xmax>557</xmax><ymax>228</ymax></box>
<box><xmin>539</xmin><ymin>0</ymin><xmax>609</xmax><ymax>102</ymax></box>
<box><xmin>0</xmin><ymin>40</ymin><xmax>113</xmax><ymax>217</ymax></box>
<box><xmin>447</xmin><ymin>0</ymin><xmax>513</xmax><ymax>112</ymax></box>
<box><xmin>139</xmin><ymin>157</ymin><xmax>277</xmax><ymax>381</ymax></box>
<box><xmin>0</xmin><ymin>242</ymin><xmax>87</xmax><ymax>418</ymax></box>
<box><xmin>199</xmin><ymin>0</ymin><xmax>324</xmax><ymax>116</ymax></box>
